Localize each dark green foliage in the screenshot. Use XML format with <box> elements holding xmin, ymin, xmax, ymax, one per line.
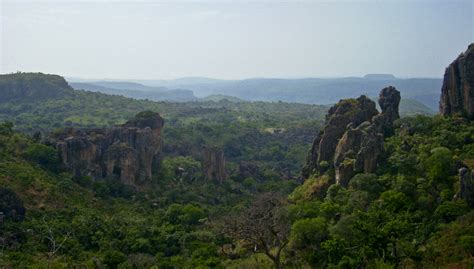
<box><xmin>0</xmin><ymin>74</ymin><xmax>472</xmax><ymax>268</ymax></box>
<box><xmin>287</xmin><ymin>115</ymin><xmax>474</xmax><ymax>268</ymax></box>
<box><xmin>434</xmin><ymin>201</ymin><xmax>469</xmax><ymax>222</ymax></box>
<box><xmin>165</xmin><ymin>203</ymin><xmax>206</xmax><ymax>226</ymax></box>
<box><xmin>0</xmin><ymin>188</ymin><xmax>26</xmax><ymax>220</ymax></box>
<box><xmin>23</xmin><ymin>143</ymin><xmax>60</xmax><ymax>171</ymax></box>
<box><xmin>102</xmin><ymin>250</ymin><xmax>127</xmax><ymax>269</ymax></box>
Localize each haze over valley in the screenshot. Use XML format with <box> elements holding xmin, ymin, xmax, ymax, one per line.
<box><xmin>0</xmin><ymin>1</ymin><xmax>473</xmax><ymax>268</ymax></box>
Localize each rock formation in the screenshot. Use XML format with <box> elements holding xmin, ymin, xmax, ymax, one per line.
<box><xmin>456</xmin><ymin>167</ymin><xmax>474</xmax><ymax>208</ymax></box>
<box><xmin>439</xmin><ymin>43</ymin><xmax>474</xmax><ymax>119</ymax></box>
<box><xmin>302</xmin><ymin>95</ymin><xmax>379</xmax><ymax>178</ymax></box>
<box><xmin>201</xmin><ymin>146</ymin><xmax>226</xmax><ymax>184</ymax></box>
<box><xmin>49</xmin><ymin>111</ymin><xmax>164</xmax><ymax>185</ymax></box>
<box><xmin>303</xmin><ymin>87</ymin><xmax>401</xmax><ymax>186</ymax></box>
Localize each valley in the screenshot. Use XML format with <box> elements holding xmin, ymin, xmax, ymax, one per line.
<box><xmin>1</xmin><ymin>43</ymin><xmax>473</xmax><ymax>269</ymax></box>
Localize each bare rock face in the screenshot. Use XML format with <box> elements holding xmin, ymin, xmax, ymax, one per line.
<box><xmin>303</xmin><ymin>87</ymin><xmax>401</xmax><ymax>187</ymax></box>
<box><xmin>201</xmin><ymin>146</ymin><xmax>226</xmax><ymax>184</ymax></box>
<box><xmin>456</xmin><ymin>167</ymin><xmax>474</xmax><ymax>207</ymax></box>
<box><xmin>334</xmin><ymin>121</ymin><xmax>385</xmax><ymax>186</ymax></box>
<box><xmin>50</xmin><ymin>111</ymin><xmax>164</xmax><ymax>185</ymax></box>
<box><xmin>440</xmin><ymin>43</ymin><xmax>474</xmax><ymax>119</ymax></box>
<box><xmin>376</xmin><ymin>86</ymin><xmax>401</xmax><ymax>136</ymax></box>
<box><xmin>302</xmin><ymin>95</ymin><xmax>378</xmax><ymax>178</ymax></box>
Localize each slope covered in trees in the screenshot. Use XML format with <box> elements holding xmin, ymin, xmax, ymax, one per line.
<box><xmin>0</xmin><ymin>71</ymin><xmax>472</xmax><ymax>268</ymax></box>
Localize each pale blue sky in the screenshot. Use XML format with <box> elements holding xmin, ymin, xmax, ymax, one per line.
<box><xmin>1</xmin><ymin>0</ymin><xmax>473</xmax><ymax>79</ymax></box>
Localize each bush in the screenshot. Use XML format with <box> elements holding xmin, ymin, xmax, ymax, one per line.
<box><xmin>165</xmin><ymin>204</ymin><xmax>206</xmax><ymax>226</ymax></box>
<box><xmin>103</xmin><ymin>250</ymin><xmax>127</xmax><ymax>269</ymax></box>
<box><xmin>23</xmin><ymin>143</ymin><xmax>60</xmax><ymax>171</ymax></box>
<box><xmin>434</xmin><ymin>201</ymin><xmax>469</xmax><ymax>222</ymax></box>
<box><xmin>423</xmin><ymin>147</ymin><xmax>454</xmax><ymax>185</ymax></box>
<box><xmin>290</xmin><ymin>217</ymin><xmax>327</xmax><ymax>248</ymax></box>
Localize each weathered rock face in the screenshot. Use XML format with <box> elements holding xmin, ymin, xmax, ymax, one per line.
<box><xmin>302</xmin><ymin>95</ymin><xmax>378</xmax><ymax>178</ymax></box>
<box><xmin>440</xmin><ymin>43</ymin><xmax>474</xmax><ymax>119</ymax></box>
<box><xmin>303</xmin><ymin>87</ymin><xmax>401</xmax><ymax>187</ymax></box>
<box><xmin>456</xmin><ymin>167</ymin><xmax>474</xmax><ymax>207</ymax></box>
<box><xmin>201</xmin><ymin>146</ymin><xmax>226</xmax><ymax>184</ymax></box>
<box><xmin>50</xmin><ymin>111</ymin><xmax>164</xmax><ymax>185</ymax></box>
<box><xmin>376</xmin><ymin>86</ymin><xmax>401</xmax><ymax>136</ymax></box>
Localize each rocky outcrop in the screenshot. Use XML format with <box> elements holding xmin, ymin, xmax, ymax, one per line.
<box><xmin>201</xmin><ymin>146</ymin><xmax>226</xmax><ymax>184</ymax></box>
<box><xmin>302</xmin><ymin>95</ymin><xmax>379</xmax><ymax>178</ymax></box>
<box><xmin>456</xmin><ymin>167</ymin><xmax>474</xmax><ymax>207</ymax></box>
<box><xmin>303</xmin><ymin>87</ymin><xmax>401</xmax><ymax>187</ymax></box>
<box><xmin>50</xmin><ymin>111</ymin><xmax>164</xmax><ymax>185</ymax></box>
<box><xmin>440</xmin><ymin>43</ymin><xmax>474</xmax><ymax>119</ymax></box>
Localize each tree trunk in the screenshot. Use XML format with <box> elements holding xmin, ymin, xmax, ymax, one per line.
<box><xmin>273</xmin><ymin>257</ymin><xmax>282</xmax><ymax>269</ymax></box>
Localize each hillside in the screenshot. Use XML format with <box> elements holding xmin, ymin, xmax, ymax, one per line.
<box><xmin>0</xmin><ymin>72</ymin><xmax>74</xmax><ymax>103</ymax></box>
<box><xmin>70</xmin><ymin>82</ymin><xmax>197</xmax><ymax>102</ymax></box>
<box><xmin>0</xmin><ymin>70</ymin><xmax>472</xmax><ymax>268</ymax></box>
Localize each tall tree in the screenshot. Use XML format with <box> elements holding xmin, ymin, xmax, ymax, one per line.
<box><xmin>221</xmin><ymin>192</ymin><xmax>290</xmax><ymax>269</ymax></box>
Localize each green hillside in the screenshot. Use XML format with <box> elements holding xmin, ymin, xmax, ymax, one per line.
<box><xmin>0</xmin><ymin>73</ymin><xmax>472</xmax><ymax>268</ymax></box>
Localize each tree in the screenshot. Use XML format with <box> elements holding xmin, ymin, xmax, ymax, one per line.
<box><xmin>221</xmin><ymin>192</ymin><xmax>290</xmax><ymax>269</ymax></box>
<box><xmin>23</xmin><ymin>143</ymin><xmax>60</xmax><ymax>171</ymax></box>
<box><xmin>41</xmin><ymin>216</ymin><xmax>71</xmax><ymax>269</ymax></box>
<box><xmin>423</xmin><ymin>147</ymin><xmax>454</xmax><ymax>185</ymax></box>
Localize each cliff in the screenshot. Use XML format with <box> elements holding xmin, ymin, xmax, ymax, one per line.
<box><xmin>49</xmin><ymin>111</ymin><xmax>164</xmax><ymax>185</ymax></box>
<box><xmin>439</xmin><ymin>43</ymin><xmax>474</xmax><ymax>119</ymax></box>
<box><xmin>303</xmin><ymin>87</ymin><xmax>401</xmax><ymax>186</ymax></box>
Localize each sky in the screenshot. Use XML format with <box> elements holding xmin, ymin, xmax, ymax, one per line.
<box><xmin>0</xmin><ymin>0</ymin><xmax>473</xmax><ymax>80</ymax></box>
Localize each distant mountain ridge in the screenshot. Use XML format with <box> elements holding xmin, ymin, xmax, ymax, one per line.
<box><xmin>363</xmin><ymin>74</ymin><xmax>397</xmax><ymax>80</ymax></box>
<box><xmin>70</xmin><ymin>81</ymin><xmax>197</xmax><ymax>102</ymax></box>
<box><xmin>71</xmin><ymin>76</ymin><xmax>442</xmax><ymax>110</ymax></box>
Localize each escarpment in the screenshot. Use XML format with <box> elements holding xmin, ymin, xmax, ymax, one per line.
<box><xmin>440</xmin><ymin>43</ymin><xmax>474</xmax><ymax>119</ymax></box>
<box><xmin>303</xmin><ymin>87</ymin><xmax>400</xmax><ymax>186</ymax></box>
<box><xmin>49</xmin><ymin>111</ymin><xmax>164</xmax><ymax>185</ymax></box>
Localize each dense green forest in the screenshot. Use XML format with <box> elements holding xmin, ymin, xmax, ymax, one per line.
<box><xmin>0</xmin><ymin>73</ymin><xmax>473</xmax><ymax>268</ymax></box>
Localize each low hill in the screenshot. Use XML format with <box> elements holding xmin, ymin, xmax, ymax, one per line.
<box><xmin>0</xmin><ymin>72</ymin><xmax>74</xmax><ymax>103</ymax></box>
<box><xmin>200</xmin><ymin>94</ymin><xmax>245</xmax><ymax>103</ymax></box>
<box><xmin>70</xmin><ymin>81</ymin><xmax>197</xmax><ymax>102</ymax></box>
<box><xmin>363</xmin><ymin>73</ymin><xmax>397</xmax><ymax>80</ymax></box>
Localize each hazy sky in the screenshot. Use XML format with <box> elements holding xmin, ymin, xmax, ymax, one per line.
<box><xmin>1</xmin><ymin>0</ymin><xmax>473</xmax><ymax>79</ymax></box>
